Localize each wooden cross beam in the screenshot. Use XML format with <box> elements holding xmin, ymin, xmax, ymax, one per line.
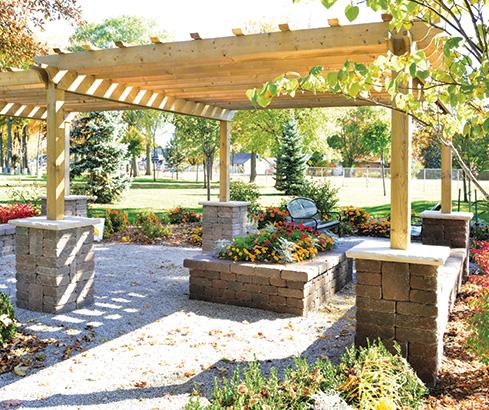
<box><xmin>0</xmin><ymin>102</ymin><xmax>47</xmax><ymax>120</ymax></box>
<box><xmin>43</xmin><ymin>66</ymin><xmax>234</xmax><ymax>121</ymax></box>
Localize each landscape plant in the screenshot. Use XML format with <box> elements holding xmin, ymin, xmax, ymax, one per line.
<box><xmin>185</xmin><ymin>340</ymin><xmax>427</xmax><ymax>410</ymax></box>
<box><xmin>229</xmin><ymin>180</ymin><xmax>260</xmax><ymax>215</ymax></box>
<box><xmin>256</xmin><ymin>206</ymin><xmax>290</xmax><ymax>229</ymax></box>
<box><xmin>0</xmin><ymin>202</ymin><xmax>38</xmax><ymax>224</ymax></box>
<box><xmin>297</xmin><ymin>179</ymin><xmax>339</xmax><ymax>220</ymax></box>
<box><xmin>0</xmin><ymin>292</ymin><xmax>17</xmax><ymax>345</ymax></box>
<box><xmin>167</xmin><ymin>207</ymin><xmax>201</xmax><ymax>224</ymax></box>
<box><xmin>103</xmin><ymin>209</ymin><xmax>129</xmax><ymax>239</ymax></box>
<box><xmin>218</xmin><ymin>223</ymin><xmax>334</xmax><ymax>263</ymax></box>
<box><xmin>466</xmin><ymin>274</ymin><xmax>489</xmax><ymax>365</ymax></box>
<box><xmin>274</xmin><ymin>115</ymin><xmax>307</xmax><ymax>195</ymax></box>
<box><xmin>134</xmin><ymin>211</ymin><xmax>171</xmax><ymax>242</ymax></box>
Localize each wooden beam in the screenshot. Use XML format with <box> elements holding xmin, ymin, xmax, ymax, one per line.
<box><xmin>0</xmin><ymin>69</ymin><xmax>46</xmax><ymax>87</ymax></box>
<box><xmin>219</xmin><ymin>120</ymin><xmax>230</xmax><ymax>202</ymax></box>
<box><xmin>441</xmin><ymin>140</ymin><xmax>452</xmax><ymax>213</ymax></box>
<box><xmin>0</xmin><ymin>102</ymin><xmax>47</xmax><ymax>120</ymax></box>
<box><xmin>44</xmin><ymin>66</ymin><xmax>234</xmax><ymax>121</ymax></box>
<box><xmin>36</xmin><ymin>22</ymin><xmax>413</xmax><ymax>71</ymax></box>
<box><xmin>232</xmin><ymin>28</ymin><xmax>244</xmax><ymax>36</ymax></box>
<box><xmin>46</xmin><ymin>82</ymin><xmax>66</xmax><ymax>220</ymax></box>
<box><xmin>279</xmin><ymin>23</ymin><xmax>290</xmax><ymax>32</ymax></box>
<box><xmin>64</xmin><ymin>120</ymin><xmax>71</xmax><ymax>195</ymax></box>
<box><xmin>390</xmin><ymin>84</ymin><xmax>412</xmax><ymax>250</ymax></box>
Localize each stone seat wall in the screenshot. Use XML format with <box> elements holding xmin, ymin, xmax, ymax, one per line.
<box><xmin>0</xmin><ymin>224</ymin><xmax>16</xmax><ymax>257</ymax></box>
<box><xmin>184</xmin><ymin>242</ymin><xmax>356</xmax><ymax>315</ymax></box>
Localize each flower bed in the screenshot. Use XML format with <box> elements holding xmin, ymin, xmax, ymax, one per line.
<box><xmin>255</xmin><ymin>206</ymin><xmax>289</xmax><ymax>229</ymax></box>
<box><xmin>218</xmin><ymin>223</ymin><xmax>334</xmax><ymax>264</ymax></box>
<box><xmin>341</xmin><ymin>206</ymin><xmax>390</xmax><ymax>238</ymax></box>
<box><xmin>0</xmin><ymin>203</ymin><xmax>38</xmax><ymax>224</ymax></box>
<box><xmin>470</xmin><ymin>240</ymin><xmax>489</xmax><ymax>274</ymax></box>
<box><xmin>167</xmin><ymin>207</ymin><xmax>201</xmax><ymax>224</ymax></box>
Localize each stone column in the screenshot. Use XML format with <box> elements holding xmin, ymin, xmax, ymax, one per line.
<box><xmin>200</xmin><ymin>201</ymin><xmax>249</xmax><ymax>253</ymax></box>
<box><xmin>421</xmin><ymin>211</ymin><xmax>472</xmax><ymax>275</ymax></box>
<box><xmin>0</xmin><ymin>224</ymin><xmax>16</xmax><ymax>256</ymax></box>
<box><xmin>41</xmin><ymin>195</ymin><xmax>90</xmax><ymax>217</ymax></box>
<box><xmin>347</xmin><ymin>240</ymin><xmax>455</xmax><ymax>386</ymax></box>
<box><xmin>9</xmin><ymin>216</ymin><xmax>98</xmax><ymax>313</ymax></box>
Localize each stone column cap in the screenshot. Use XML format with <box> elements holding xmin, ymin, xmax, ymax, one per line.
<box><xmin>40</xmin><ymin>195</ymin><xmax>92</xmax><ymax>200</ymax></box>
<box><xmin>9</xmin><ymin>216</ymin><xmax>99</xmax><ymax>231</ymax></box>
<box><xmin>199</xmin><ymin>201</ymin><xmax>250</xmax><ymax>207</ymax></box>
<box><xmin>346</xmin><ymin>239</ymin><xmax>450</xmax><ymax>266</ymax></box>
<box><xmin>420</xmin><ymin>210</ymin><xmax>473</xmax><ymax>221</ymax></box>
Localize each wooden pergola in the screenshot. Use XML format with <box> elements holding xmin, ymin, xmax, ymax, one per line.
<box><xmin>0</xmin><ymin>20</ymin><xmax>447</xmax><ymax>250</ymax></box>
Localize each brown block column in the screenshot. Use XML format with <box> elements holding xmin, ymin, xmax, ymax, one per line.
<box><xmin>201</xmin><ymin>201</ymin><xmax>248</xmax><ymax>253</ymax></box>
<box><xmin>41</xmin><ymin>195</ymin><xmax>90</xmax><ymax>217</ymax></box>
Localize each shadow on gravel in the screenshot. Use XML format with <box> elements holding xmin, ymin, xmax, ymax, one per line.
<box><xmin>0</xmin><ymin>244</ymin><xmax>343</xmax><ymax>392</ymax></box>
<box><xmin>13</xmin><ymin>305</ymin><xmax>355</xmax><ymax>409</ymax></box>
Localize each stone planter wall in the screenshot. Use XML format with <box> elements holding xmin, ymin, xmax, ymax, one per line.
<box><xmin>184</xmin><ymin>243</ymin><xmax>354</xmax><ymax>315</ymax></box>
<box><xmin>41</xmin><ymin>195</ymin><xmax>89</xmax><ymax>218</ymax></box>
<box><xmin>352</xmin><ymin>247</ymin><xmax>465</xmax><ymax>386</ymax></box>
<box><xmin>0</xmin><ymin>224</ymin><xmax>15</xmax><ymax>257</ymax></box>
<box><xmin>11</xmin><ymin>217</ymin><xmax>97</xmax><ymax>313</ymax></box>
<box><xmin>201</xmin><ymin>201</ymin><xmax>248</xmax><ymax>253</ymax></box>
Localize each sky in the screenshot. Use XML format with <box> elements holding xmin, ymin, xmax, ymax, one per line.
<box><xmin>37</xmin><ymin>0</ymin><xmax>379</xmax><ymax>47</ymax></box>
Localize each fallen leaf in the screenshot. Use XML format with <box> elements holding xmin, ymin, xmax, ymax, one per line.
<box><xmin>13</xmin><ymin>365</ymin><xmax>28</xmax><ymax>377</ymax></box>
<box><xmin>133</xmin><ymin>381</ymin><xmax>148</xmax><ymax>388</ymax></box>
<box><xmin>184</xmin><ymin>370</ymin><xmax>196</xmax><ymax>378</ymax></box>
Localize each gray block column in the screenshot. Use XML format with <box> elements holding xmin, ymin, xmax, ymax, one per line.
<box><xmin>200</xmin><ymin>201</ymin><xmax>249</xmax><ymax>253</ymax></box>
<box><xmin>9</xmin><ymin>216</ymin><xmax>98</xmax><ymax>313</ymax></box>
<box><xmin>41</xmin><ymin>195</ymin><xmax>90</xmax><ymax>217</ymax></box>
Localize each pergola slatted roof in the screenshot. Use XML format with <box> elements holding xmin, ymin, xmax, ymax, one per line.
<box><xmin>0</xmin><ymin>21</ymin><xmax>442</xmax><ymax>119</ymax></box>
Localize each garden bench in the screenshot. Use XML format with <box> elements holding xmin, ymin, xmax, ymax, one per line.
<box><xmin>287</xmin><ymin>197</ymin><xmax>340</xmax><ymax>234</ymax></box>
<box><xmin>411</xmin><ymin>203</ymin><xmax>441</xmax><ymax>239</ymax></box>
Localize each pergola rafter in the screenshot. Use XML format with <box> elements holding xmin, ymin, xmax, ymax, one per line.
<box><xmin>0</xmin><ymin>19</ymin><xmax>447</xmax><ymax>250</ymax></box>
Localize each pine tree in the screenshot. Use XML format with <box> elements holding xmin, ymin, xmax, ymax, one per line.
<box><xmin>274</xmin><ymin>115</ymin><xmax>307</xmax><ymax>195</ymax></box>
<box><xmin>70</xmin><ymin>112</ymin><xmax>130</xmax><ymax>204</ymax></box>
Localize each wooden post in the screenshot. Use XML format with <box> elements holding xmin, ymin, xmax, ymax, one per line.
<box><xmin>64</xmin><ymin>120</ymin><xmax>71</xmax><ymax>196</ymax></box>
<box><xmin>46</xmin><ymin>82</ymin><xmax>65</xmax><ymax>220</ymax></box>
<box><xmin>390</xmin><ymin>94</ymin><xmax>412</xmax><ymax>250</ymax></box>
<box><xmin>441</xmin><ymin>140</ymin><xmax>452</xmax><ymax>213</ymax></box>
<box><xmin>219</xmin><ymin>120</ymin><xmax>230</xmax><ymax>202</ymax></box>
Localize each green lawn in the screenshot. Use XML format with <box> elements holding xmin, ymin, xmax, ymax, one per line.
<box><xmin>0</xmin><ymin>174</ymin><xmax>487</xmax><ymax>223</ymax></box>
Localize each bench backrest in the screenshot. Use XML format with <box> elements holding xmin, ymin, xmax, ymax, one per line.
<box><xmin>287</xmin><ymin>197</ymin><xmax>319</xmax><ymax>220</ymax></box>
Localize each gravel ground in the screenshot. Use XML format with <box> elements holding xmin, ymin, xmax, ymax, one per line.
<box><xmin>0</xmin><ymin>243</ymin><xmax>357</xmax><ymax>410</ymax></box>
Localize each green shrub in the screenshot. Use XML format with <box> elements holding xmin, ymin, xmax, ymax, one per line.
<box><xmin>185</xmin><ymin>340</ymin><xmax>427</xmax><ymax>410</ymax></box>
<box><xmin>134</xmin><ymin>211</ymin><xmax>171</xmax><ymax>241</ymax></box>
<box><xmin>104</xmin><ymin>209</ymin><xmax>129</xmax><ymax>238</ymax></box>
<box><xmin>337</xmin><ymin>341</ymin><xmax>427</xmax><ymax>410</ymax></box>
<box><xmin>0</xmin><ymin>292</ymin><xmax>17</xmax><ymax>344</ymax></box>
<box><xmin>230</xmin><ymin>180</ymin><xmax>260</xmax><ymax>214</ymax></box>
<box><xmin>466</xmin><ymin>283</ymin><xmax>489</xmax><ymax>364</ymax></box>
<box><xmin>167</xmin><ymin>207</ymin><xmax>201</xmax><ymax>224</ymax></box>
<box><xmin>297</xmin><ymin>180</ymin><xmax>339</xmax><ymax>220</ymax></box>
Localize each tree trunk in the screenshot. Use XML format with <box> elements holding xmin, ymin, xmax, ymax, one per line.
<box><xmin>6</xmin><ymin>118</ymin><xmax>12</xmax><ymax>173</ymax></box>
<box><xmin>250</xmin><ymin>151</ymin><xmax>257</xmax><ymax>182</ymax></box>
<box><xmin>0</xmin><ymin>131</ymin><xmax>3</xmax><ymax>170</ymax></box>
<box><xmin>195</xmin><ymin>164</ymin><xmax>199</xmax><ymax>182</ymax></box>
<box><xmin>462</xmin><ymin>171</ymin><xmax>468</xmax><ymax>202</ymax></box>
<box><xmin>145</xmin><ymin>141</ymin><xmax>151</xmax><ymax>175</ymax></box>
<box><xmin>22</xmin><ymin>125</ymin><xmax>29</xmax><ymax>173</ymax></box>
<box><xmin>206</xmin><ymin>158</ymin><xmax>211</xmax><ymax>201</ymax></box>
<box><xmin>203</xmin><ymin>159</ymin><xmax>207</xmax><ymax>189</ymax></box>
<box><xmin>131</xmin><ymin>155</ymin><xmax>138</xmax><ymax>177</ymax></box>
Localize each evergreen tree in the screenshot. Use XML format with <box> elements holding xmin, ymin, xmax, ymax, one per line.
<box><xmin>70</xmin><ymin>112</ymin><xmax>130</xmax><ymax>204</ymax></box>
<box><xmin>274</xmin><ymin>116</ymin><xmax>307</xmax><ymax>195</ymax></box>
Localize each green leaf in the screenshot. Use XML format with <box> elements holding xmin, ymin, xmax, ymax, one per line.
<box><xmin>354</xmin><ymin>63</ymin><xmax>368</xmax><ymax>75</ymax></box>
<box><xmin>321</xmin><ymin>0</ymin><xmax>337</xmax><ymax>8</ymax></box>
<box><xmin>409</xmin><ymin>63</ymin><xmax>416</xmax><ymax>77</ymax></box>
<box><xmin>483</xmin><ymin>118</ymin><xmax>489</xmax><ymax>132</ymax></box>
<box><xmin>310</xmin><ymin>66</ymin><xmax>323</xmax><ymax>76</ymax></box>
<box><xmin>417</xmin><ymin>70</ymin><xmax>429</xmax><ymax>80</ymax></box>
<box><xmin>327</xmin><ymin>71</ymin><xmax>338</xmax><ymax>86</ymax></box>
<box><xmin>245</xmin><ymin>89</ymin><xmax>258</xmax><ymax>104</ymax></box>
<box><xmin>443</xmin><ymin>37</ymin><xmax>463</xmax><ymax>56</ymax></box>
<box><xmin>345</xmin><ymin>5</ymin><xmax>359</xmax><ymax>22</ymax></box>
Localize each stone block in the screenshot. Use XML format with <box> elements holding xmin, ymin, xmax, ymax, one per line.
<box><xmin>355</xmin><ymin>259</ymin><xmax>381</xmax><ymax>273</ymax></box>
<box><xmin>396</xmin><ymin>301</ymin><xmax>437</xmax><ymax>317</ymax></box>
<box><xmin>278</xmin><ymin>287</ymin><xmax>303</xmax><ymax>299</ymax></box>
<box><xmin>410</xmin><ymin>289</ymin><xmax>437</xmax><ymax>304</ymax></box>
<box><xmin>409</xmin><ymin>263</ymin><xmax>439</xmax><ymax>277</ymax></box>
<box><xmin>356</xmin><ymin>296</ymin><xmax>396</xmax><ymax>313</ymax></box>
<box><xmin>357</xmin><ymin>310</ymin><xmax>395</xmax><ymax>326</ymax></box>
<box><xmin>382</xmin><ymin>262</ymin><xmax>410</xmax><ymax>301</ymax></box>
<box><xmin>356</xmin><ymin>272</ymin><xmax>381</xmax><ymax>286</ymax></box>
<box><xmin>356</xmin><ymin>284</ymin><xmax>382</xmax><ymax>299</ymax></box>
<box><xmin>396</xmin><ymin>327</ymin><xmax>437</xmax><ymax>344</ymax></box>
<box><xmin>410</xmin><ymin>274</ymin><xmax>437</xmax><ymax>290</ymax></box>
<box><xmin>395</xmin><ymin>314</ymin><xmax>437</xmax><ymax>330</ymax></box>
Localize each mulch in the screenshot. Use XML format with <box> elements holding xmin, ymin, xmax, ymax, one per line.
<box><xmin>426</xmin><ymin>284</ymin><xmax>489</xmax><ymax>409</ymax></box>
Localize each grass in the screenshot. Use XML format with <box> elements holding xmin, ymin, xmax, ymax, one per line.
<box><xmin>0</xmin><ymin>174</ymin><xmax>487</xmax><ymax>223</ymax></box>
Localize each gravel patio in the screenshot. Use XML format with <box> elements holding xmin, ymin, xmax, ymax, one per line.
<box><xmin>0</xmin><ymin>243</ymin><xmax>356</xmax><ymax>410</ymax></box>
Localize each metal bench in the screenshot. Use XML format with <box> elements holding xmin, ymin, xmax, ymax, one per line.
<box><xmin>286</xmin><ymin>197</ymin><xmax>341</xmax><ymax>233</ymax></box>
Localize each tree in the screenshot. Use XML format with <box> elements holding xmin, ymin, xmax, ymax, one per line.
<box><xmin>327</xmin><ymin>108</ymin><xmax>373</xmax><ymax>168</ymax></box>
<box><xmin>70</xmin><ymin>16</ymin><xmax>170</xmax><ymax>177</ymax></box>
<box><xmin>122</xmin><ymin>126</ymin><xmax>145</xmax><ymax>177</ymax></box>
<box><xmin>232</xmin><ymin>108</ymin><xmax>329</xmax><ymax>182</ymax></box>
<box><xmin>173</xmin><ymin>115</ymin><xmax>220</xmax><ymax>200</ymax></box>
<box><xmin>0</xmin><ymin>0</ymin><xmax>80</xmax><ymax>69</ymax></box>
<box><xmin>251</xmin><ymin>0</ymin><xmax>489</xmax><ymax>200</ymax></box>
<box><xmin>163</xmin><ymin>134</ymin><xmax>186</xmax><ymax>180</ymax></box>
<box><xmin>275</xmin><ymin>115</ymin><xmax>307</xmax><ymax>195</ymax></box>
<box><xmin>70</xmin><ymin>112</ymin><xmax>129</xmax><ymax>204</ymax></box>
